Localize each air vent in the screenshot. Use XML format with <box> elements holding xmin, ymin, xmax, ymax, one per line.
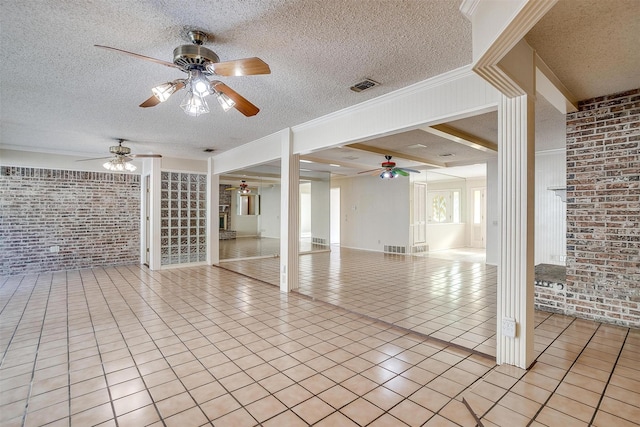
<box><xmin>384</xmin><ymin>245</ymin><xmax>406</xmax><ymax>254</ymax></box>
<box><xmin>350</xmin><ymin>78</ymin><xmax>380</xmax><ymax>93</ymax></box>
<box><xmin>203</xmin><ymin>148</ymin><xmax>215</xmax><ymax>153</ymax></box>
<box><xmin>407</xmin><ymin>144</ymin><xmax>427</xmax><ymax>149</ymax></box>
<box><xmin>438</xmin><ymin>153</ymin><xmax>456</xmax><ymax>158</ymax></box>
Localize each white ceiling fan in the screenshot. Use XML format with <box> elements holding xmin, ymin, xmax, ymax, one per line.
<box><xmin>77</xmin><ymin>139</ymin><xmax>161</xmax><ymax>172</ymax></box>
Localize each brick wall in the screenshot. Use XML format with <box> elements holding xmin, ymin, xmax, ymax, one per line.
<box><xmin>566</xmin><ymin>88</ymin><xmax>640</xmax><ymax>327</ymax></box>
<box><xmin>0</xmin><ymin>167</ymin><xmax>140</xmax><ymax>275</ymax></box>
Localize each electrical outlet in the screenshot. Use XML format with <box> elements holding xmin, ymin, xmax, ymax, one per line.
<box><xmin>502</xmin><ymin>317</ymin><xmax>516</xmax><ymax>338</ymax></box>
<box><xmin>49</xmin><ymin>245</ymin><xmax>60</xmax><ymax>253</ymax></box>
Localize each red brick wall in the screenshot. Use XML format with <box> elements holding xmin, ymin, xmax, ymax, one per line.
<box><xmin>0</xmin><ymin>167</ymin><xmax>140</xmax><ymax>275</ymax></box>
<box><xmin>566</xmin><ymin>88</ymin><xmax>640</xmax><ymax>327</ymax></box>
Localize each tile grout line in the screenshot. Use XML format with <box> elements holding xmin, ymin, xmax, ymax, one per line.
<box><xmin>587</xmin><ymin>327</ymin><xmax>630</xmax><ymax>426</ymax></box>
<box><xmin>87</xmin><ymin>267</ymin><xmax>167</xmax><ymax>426</ymax></box>
<box><xmin>525</xmin><ymin>320</ymin><xmax>604</xmax><ymax>426</ymax></box>
<box><xmin>19</xmin><ymin>273</ymin><xmax>55</xmax><ymax>425</ymax></box>
<box><xmin>457</xmin><ymin>315</ymin><xmax>578</xmax><ymax>425</ymax></box>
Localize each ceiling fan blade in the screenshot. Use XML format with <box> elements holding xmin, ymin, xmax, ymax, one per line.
<box><xmin>76</xmin><ymin>156</ymin><xmax>112</xmax><ymax>162</ymax></box>
<box><xmin>357</xmin><ymin>168</ymin><xmax>381</xmax><ymax>174</ymax></box>
<box><xmin>139</xmin><ymin>95</ymin><xmax>161</xmax><ymax>108</ymax></box>
<box><xmin>400</xmin><ymin>167</ymin><xmax>421</xmax><ymax>173</ymax></box>
<box><xmin>395</xmin><ymin>169</ymin><xmax>409</xmax><ymax>177</ymax></box>
<box><xmin>130</xmin><ymin>154</ymin><xmax>162</xmax><ymax>158</ymax></box>
<box><xmin>213</xmin><ymin>82</ymin><xmax>260</xmax><ymax>117</ymax></box>
<box><xmin>210</xmin><ymin>57</ymin><xmax>271</xmax><ymax>76</ymax></box>
<box><xmin>94</xmin><ymin>45</ymin><xmax>179</xmax><ymax>69</ymax></box>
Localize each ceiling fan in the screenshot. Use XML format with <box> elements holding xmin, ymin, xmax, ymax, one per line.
<box><xmin>78</xmin><ymin>139</ymin><xmax>161</xmax><ymax>172</ymax></box>
<box><xmin>95</xmin><ymin>30</ymin><xmax>270</xmax><ymax>117</ymax></box>
<box><xmin>225</xmin><ymin>180</ymin><xmax>252</xmax><ymax>194</ymax></box>
<box><xmin>358</xmin><ymin>155</ymin><xmax>421</xmax><ymax>179</ymax></box>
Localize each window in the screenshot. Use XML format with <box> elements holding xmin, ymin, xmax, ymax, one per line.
<box><xmin>428</xmin><ymin>190</ymin><xmax>461</xmax><ymax>223</ymax></box>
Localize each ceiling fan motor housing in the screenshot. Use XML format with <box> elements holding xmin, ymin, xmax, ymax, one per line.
<box><xmin>109</xmin><ymin>144</ymin><xmax>131</xmax><ymax>156</ymax></box>
<box><xmin>381</xmin><ymin>161</ymin><xmax>396</xmax><ymax>168</ymax></box>
<box><xmin>173</xmin><ymin>45</ymin><xmax>219</xmax><ymax>72</ymax></box>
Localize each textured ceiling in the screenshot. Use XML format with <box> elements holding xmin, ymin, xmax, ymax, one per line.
<box><xmin>1</xmin><ymin>0</ymin><xmax>638</xmax><ymax>175</ymax></box>
<box><xmin>0</xmin><ymin>0</ymin><xmax>471</xmax><ymax>160</ymax></box>
<box><xmin>526</xmin><ymin>0</ymin><xmax>640</xmax><ymax>101</ymax></box>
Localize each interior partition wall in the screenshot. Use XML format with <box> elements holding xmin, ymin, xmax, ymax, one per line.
<box><xmin>160</xmin><ymin>171</ymin><xmax>207</xmax><ymax>266</ymax></box>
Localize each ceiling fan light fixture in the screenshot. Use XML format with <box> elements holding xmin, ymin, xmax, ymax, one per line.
<box><xmin>151</xmin><ymin>81</ymin><xmax>178</xmax><ymax>102</ymax></box>
<box><xmin>103</xmin><ymin>158</ymin><xmax>136</xmax><ymax>172</ymax></box>
<box><xmin>380</xmin><ymin>169</ymin><xmax>397</xmax><ymax>179</ymax></box>
<box><xmin>190</xmin><ymin>70</ymin><xmax>211</xmax><ymax>96</ymax></box>
<box><xmin>216</xmin><ymin>92</ymin><xmax>235</xmax><ymax>111</ymax></box>
<box><xmin>180</xmin><ymin>90</ymin><xmax>209</xmax><ymax>117</ymax></box>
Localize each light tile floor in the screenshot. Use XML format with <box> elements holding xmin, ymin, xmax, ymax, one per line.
<box><xmin>222</xmin><ymin>246</ymin><xmax>498</xmax><ymax>356</ymax></box>
<box><xmin>1</xmin><ymin>265</ymin><xmax>638</xmax><ymax>426</ymax></box>
<box><xmin>220</xmin><ymin>237</ymin><xmax>328</xmax><ymax>261</ymax></box>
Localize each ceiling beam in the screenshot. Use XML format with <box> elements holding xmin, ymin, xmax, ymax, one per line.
<box><xmin>300</xmin><ymin>155</ymin><xmax>372</xmax><ymax>171</ymax></box>
<box><xmin>347</xmin><ymin>143</ymin><xmax>446</xmax><ymax>168</ymax></box>
<box><xmin>421</xmin><ymin>124</ymin><xmax>498</xmax><ymax>152</ymax></box>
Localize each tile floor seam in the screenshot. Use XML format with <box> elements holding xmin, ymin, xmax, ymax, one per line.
<box><xmin>16</xmin><ymin>273</ymin><xmax>55</xmax><ymax>426</ymax></box>
<box><xmin>76</xmin><ymin>269</ymin><xmax>132</xmax><ymax>425</ymax></box>
<box><xmin>464</xmin><ymin>315</ymin><xmax>580</xmax><ymax>425</ymax></box>
<box><xmin>587</xmin><ymin>327</ymin><xmax>630</xmax><ymax>426</ymax></box>
<box><xmin>524</xmin><ymin>321</ymin><xmax>605</xmax><ymax>426</ymax></box>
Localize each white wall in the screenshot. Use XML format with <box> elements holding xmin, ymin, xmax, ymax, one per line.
<box><xmin>337</xmin><ymin>174</ymin><xmax>410</xmax><ymax>252</ymax></box>
<box><xmin>231</xmin><ymin>194</ymin><xmax>258</xmax><ymax>237</ymax></box>
<box><xmin>300</xmin><ymin>183</ymin><xmax>311</xmax><ymax>237</ymax></box>
<box><xmin>426</xmin><ymin>179</ymin><xmax>466</xmax><ymax>251</ymax></box>
<box><xmin>465</xmin><ymin>177</ymin><xmax>487</xmax><ymax>247</ymax></box>
<box><xmin>485</xmin><ymin>158</ymin><xmax>500</xmax><ymax>265</ymax></box>
<box><xmin>427</xmin><ymin>224</ymin><xmax>467</xmax><ymax>251</ymax></box>
<box><xmin>310</xmin><ymin>179</ymin><xmax>331</xmax><ymax>244</ymax></box>
<box><xmin>259</xmin><ymin>184</ymin><xmax>281</xmax><ymax>238</ymax></box>
<box><xmin>535</xmin><ymin>150</ymin><xmax>566</xmax><ymax>265</ymax></box>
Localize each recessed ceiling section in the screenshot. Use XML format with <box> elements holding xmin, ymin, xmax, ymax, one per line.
<box><xmin>526</xmin><ymin>0</ymin><xmax>640</xmax><ymax>101</ymax></box>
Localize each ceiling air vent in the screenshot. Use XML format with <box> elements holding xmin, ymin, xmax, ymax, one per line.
<box><xmin>350</xmin><ymin>78</ymin><xmax>380</xmax><ymax>93</ymax></box>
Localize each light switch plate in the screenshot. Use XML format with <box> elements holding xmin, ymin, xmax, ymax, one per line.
<box><xmin>502</xmin><ymin>317</ymin><xmax>516</xmax><ymax>338</ymax></box>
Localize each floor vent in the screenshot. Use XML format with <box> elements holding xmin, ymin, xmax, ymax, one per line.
<box><xmin>412</xmin><ymin>245</ymin><xmax>428</xmax><ymax>253</ymax></box>
<box><xmin>384</xmin><ymin>245</ymin><xmax>406</xmax><ymax>254</ymax></box>
<box><xmin>312</xmin><ymin>237</ymin><xmax>327</xmax><ymax>245</ymax></box>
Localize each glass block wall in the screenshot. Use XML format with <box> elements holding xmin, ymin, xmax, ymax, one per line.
<box><xmin>160</xmin><ymin>172</ymin><xmax>207</xmax><ymax>265</ymax></box>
